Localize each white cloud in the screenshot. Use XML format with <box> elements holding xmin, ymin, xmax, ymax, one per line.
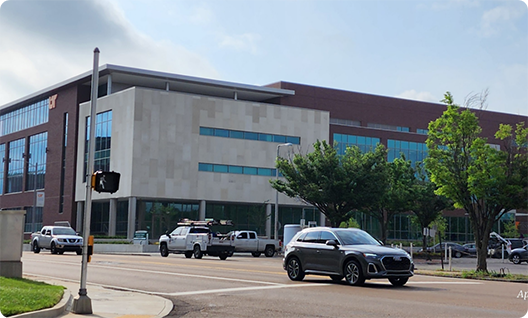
<box><xmin>478</xmin><ymin>4</ymin><xmax>525</xmax><ymax>37</ymax></box>
<box><xmin>396</xmin><ymin>90</ymin><xmax>438</xmax><ymax>103</ymax></box>
<box><xmin>218</xmin><ymin>33</ymin><xmax>261</xmax><ymax>54</ymax></box>
<box><xmin>0</xmin><ymin>0</ymin><xmax>219</xmax><ymax>106</ymax></box>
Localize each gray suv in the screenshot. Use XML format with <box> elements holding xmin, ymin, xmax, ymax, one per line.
<box><xmin>283</xmin><ymin>227</ymin><xmax>414</xmax><ymax>286</ymax></box>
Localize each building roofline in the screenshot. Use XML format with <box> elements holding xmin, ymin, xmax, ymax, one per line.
<box><xmin>0</xmin><ymin>65</ymin><xmax>295</xmax><ymax>111</ymax></box>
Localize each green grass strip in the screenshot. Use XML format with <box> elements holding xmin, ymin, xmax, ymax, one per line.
<box><xmin>0</xmin><ymin>277</ymin><xmax>64</xmax><ymax>316</ymax></box>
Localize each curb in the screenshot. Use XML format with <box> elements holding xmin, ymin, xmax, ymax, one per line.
<box><xmin>157</xmin><ymin>297</ymin><xmax>174</xmax><ymax>318</ymax></box>
<box><xmin>11</xmin><ymin>289</ymin><xmax>72</xmax><ymax>318</ymax></box>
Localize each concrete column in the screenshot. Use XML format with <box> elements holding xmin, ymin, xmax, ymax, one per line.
<box><xmin>199</xmin><ymin>200</ymin><xmax>206</xmax><ymax>221</ymax></box>
<box><xmin>319</xmin><ymin>211</ymin><xmax>326</xmax><ymax>227</ymax></box>
<box><xmin>107</xmin><ymin>74</ymin><xmax>112</xmax><ymax>94</ymax></box>
<box><xmin>266</xmin><ymin>204</ymin><xmax>272</xmax><ymax>238</ymax></box>
<box><xmin>76</xmin><ymin>202</ymin><xmax>84</xmax><ymax>232</ymax></box>
<box><xmin>127</xmin><ymin>197</ymin><xmax>137</xmax><ymax>240</ymax></box>
<box><xmin>0</xmin><ymin>210</ymin><xmax>26</xmax><ymax>278</ymax></box>
<box><xmin>108</xmin><ymin>198</ymin><xmax>117</xmax><ymax>237</ymax></box>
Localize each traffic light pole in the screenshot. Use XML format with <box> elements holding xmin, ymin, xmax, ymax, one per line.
<box><xmin>72</xmin><ymin>47</ymin><xmax>99</xmax><ymax>314</ymax></box>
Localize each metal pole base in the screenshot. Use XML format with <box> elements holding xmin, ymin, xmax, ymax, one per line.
<box><xmin>72</xmin><ymin>292</ymin><xmax>93</xmax><ymax>314</ymax></box>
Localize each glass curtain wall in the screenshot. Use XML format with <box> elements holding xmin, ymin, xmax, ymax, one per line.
<box><xmin>27</xmin><ymin>132</ymin><xmax>47</xmax><ymax>190</ymax></box>
<box><xmin>84</xmin><ymin>110</ymin><xmax>112</xmax><ymax>177</ymax></box>
<box><xmin>7</xmin><ymin>138</ymin><xmax>25</xmax><ymax>193</ymax></box>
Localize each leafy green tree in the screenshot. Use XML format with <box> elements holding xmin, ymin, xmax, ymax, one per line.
<box><xmin>411</xmin><ymin>164</ymin><xmax>452</xmax><ymax>251</ymax></box>
<box><xmin>270</xmin><ymin>140</ymin><xmax>387</xmax><ymax>227</ymax></box>
<box><xmin>339</xmin><ymin>216</ymin><xmax>360</xmax><ymax>228</ymax></box>
<box><xmin>425</xmin><ymin>92</ymin><xmax>528</xmax><ymax>272</ymax></box>
<box><xmin>364</xmin><ymin>155</ymin><xmax>415</xmax><ymax>244</ymax></box>
<box><xmin>501</xmin><ymin>220</ymin><xmax>520</xmax><ymax>238</ymax></box>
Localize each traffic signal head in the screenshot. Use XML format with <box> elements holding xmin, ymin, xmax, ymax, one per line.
<box><xmin>92</xmin><ymin>170</ymin><xmax>121</xmax><ymax>193</ymax></box>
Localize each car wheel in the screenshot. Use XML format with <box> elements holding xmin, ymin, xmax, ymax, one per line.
<box><xmin>58</xmin><ymin>251</ymin><xmax>64</xmax><ymax>255</ymax></box>
<box><xmin>264</xmin><ymin>246</ymin><xmax>275</xmax><ymax>257</ymax></box>
<box><xmin>50</xmin><ymin>242</ymin><xmax>58</xmax><ymax>254</ymax></box>
<box><xmin>219</xmin><ymin>255</ymin><xmax>228</xmax><ymax>260</ymax></box>
<box><xmin>330</xmin><ymin>275</ymin><xmax>343</xmax><ymax>281</ymax></box>
<box><xmin>76</xmin><ymin>249</ymin><xmax>82</xmax><ymax>256</ymax></box>
<box><xmin>193</xmin><ymin>245</ymin><xmax>203</xmax><ymax>259</ymax></box>
<box><xmin>184</xmin><ymin>251</ymin><xmax>193</xmax><ymax>258</ymax></box>
<box><xmin>160</xmin><ymin>244</ymin><xmax>169</xmax><ymax>257</ymax></box>
<box><xmin>286</xmin><ymin>257</ymin><xmax>305</xmax><ymax>281</ymax></box>
<box><xmin>454</xmin><ymin>251</ymin><xmax>462</xmax><ymax>258</ymax></box>
<box><xmin>512</xmin><ymin>254</ymin><xmax>521</xmax><ymax>264</ymax></box>
<box><xmin>344</xmin><ymin>260</ymin><xmax>365</xmax><ymax>286</ymax></box>
<box><xmin>389</xmin><ymin>277</ymin><xmax>409</xmax><ymax>287</ymax></box>
<box><xmin>252</xmin><ymin>252</ymin><xmax>261</xmax><ymax>257</ymax></box>
<box><xmin>32</xmin><ymin>242</ymin><xmax>40</xmax><ymax>254</ymax></box>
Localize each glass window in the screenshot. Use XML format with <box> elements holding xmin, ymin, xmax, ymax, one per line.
<box><xmin>228</xmin><ymin>166</ymin><xmax>243</xmax><ymax>174</ymax></box>
<box><xmin>7</xmin><ymin>138</ymin><xmax>25</xmax><ymax>193</ymax></box>
<box><xmin>198</xmin><ymin>163</ymin><xmax>213</xmax><ymax>171</ymax></box>
<box><xmin>303</xmin><ymin>231</ymin><xmax>320</xmax><ymax>243</ymax></box>
<box><xmin>258</xmin><ymin>134</ymin><xmax>273</xmax><ymax>142</ymax></box>
<box><xmin>257</xmin><ymin>168</ymin><xmax>273</xmax><ymax>176</ymax></box>
<box><xmin>84</xmin><ymin>110</ymin><xmax>112</xmax><ymax>178</ymax></box>
<box><xmin>273</xmin><ymin>135</ymin><xmax>286</xmax><ymax>143</ymax></box>
<box><xmin>27</xmin><ymin>132</ymin><xmax>48</xmax><ymax>190</ymax></box>
<box><xmin>0</xmin><ymin>143</ymin><xmax>4</xmax><ymax>194</ymax></box>
<box><xmin>320</xmin><ymin>231</ymin><xmax>337</xmax><ymax>243</ymax></box>
<box><xmin>287</xmin><ymin>136</ymin><xmax>301</xmax><ymax>145</ymax></box>
<box><xmin>0</xmin><ymin>98</ymin><xmax>49</xmax><ymax>137</ymax></box>
<box><xmin>244</xmin><ymin>132</ymin><xmax>258</xmax><ymax>140</ymax></box>
<box><xmin>230</xmin><ymin>130</ymin><xmax>244</xmax><ymax>139</ymax></box>
<box><xmin>213</xmin><ymin>164</ymin><xmax>228</xmax><ymax>173</ymax></box>
<box><xmin>200</xmin><ymin>127</ymin><xmax>214</xmax><ymax>135</ymax></box>
<box><xmin>243</xmin><ymin>167</ymin><xmax>257</xmax><ymax>175</ymax></box>
<box><xmin>214</xmin><ymin>129</ymin><xmax>229</xmax><ymax>137</ymax></box>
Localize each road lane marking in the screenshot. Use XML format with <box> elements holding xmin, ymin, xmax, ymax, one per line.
<box><xmin>408</xmin><ymin>281</ymin><xmax>483</xmax><ymax>284</ymax></box>
<box><xmin>166</xmin><ymin>283</ymin><xmax>330</xmax><ymax>296</ymax></box>
<box><xmin>25</xmin><ymin>273</ymin><xmax>328</xmax><ymax>297</ymax></box>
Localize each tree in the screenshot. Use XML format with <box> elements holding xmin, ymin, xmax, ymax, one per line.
<box><xmin>364</xmin><ymin>155</ymin><xmax>415</xmax><ymax>244</ymax></box>
<box><xmin>425</xmin><ymin>92</ymin><xmax>528</xmax><ymax>272</ymax></box>
<box><xmin>270</xmin><ymin>140</ymin><xmax>387</xmax><ymax>227</ymax></box>
<box><xmin>411</xmin><ymin>164</ymin><xmax>451</xmax><ymax>251</ymax></box>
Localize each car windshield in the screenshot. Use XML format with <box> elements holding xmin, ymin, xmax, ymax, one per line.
<box><xmin>334</xmin><ymin>229</ymin><xmax>381</xmax><ymax>246</ymax></box>
<box><xmin>54</xmin><ymin>228</ymin><xmax>77</xmax><ymax>235</ymax></box>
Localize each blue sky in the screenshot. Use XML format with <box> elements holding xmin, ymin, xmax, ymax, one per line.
<box><xmin>0</xmin><ymin>0</ymin><xmax>526</xmax><ymax>116</ymax></box>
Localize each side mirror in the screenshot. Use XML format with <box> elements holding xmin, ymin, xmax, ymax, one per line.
<box><xmin>326</xmin><ymin>240</ymin><xmax>339</xmax><ymax>248</ymax></box>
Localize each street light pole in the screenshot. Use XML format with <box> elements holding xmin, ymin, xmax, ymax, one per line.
<box><xmin>72</xmin><ymin>47</ymin><xmax>99</xmax><ymax>315</ymax></box>
<box><xmin>274</xmin><ymin>143</ymin><xmax>292</xmax><ymax>241</ymax></box>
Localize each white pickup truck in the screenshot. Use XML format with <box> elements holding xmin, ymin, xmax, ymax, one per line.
<box><xmin>226</xmin><ymin>230</ymin><xmax>280</xmax><ymax>257</ymax></box>
<box><xmin>31</xmin><ymin>226</ymin><xmax>83</xmax><ymax>255</ymax></box>
<box><xmin>159</xmin><ymin>223</ymin><xmax>235</xmax><ymax>260</ymax></box>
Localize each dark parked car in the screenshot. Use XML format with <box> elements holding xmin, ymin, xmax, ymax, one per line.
<box><xmin>463</xmin><ymin>243</ymin><xmax>477</xmax><ymax>255</ymax></box>
<box><xmin>419</xmin><ymin>242</ymin><xmax>468</xmax><ymax>258</ymax></box>
<box><xmin>508</xmin><ymin>245</ymin><xmax>528</xmax><ymax>265</ymax></box>
<box><xmin>282</xmin><ymin>227</ymin><xmax>414</xmax><ymax>286</ymax></box>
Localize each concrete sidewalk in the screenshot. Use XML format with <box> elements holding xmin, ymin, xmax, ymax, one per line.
<box><xmin>13</xmin><ymin>275</ymin><xmax>173</xmax><ymax>318</ymax></box>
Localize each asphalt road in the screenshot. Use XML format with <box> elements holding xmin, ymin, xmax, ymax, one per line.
<box><xmin>21</xmin><ymin>252</ymin><xmax>528</xmax><ymax>318</ymax></box>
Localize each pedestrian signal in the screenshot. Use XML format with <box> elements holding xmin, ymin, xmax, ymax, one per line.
<box><xmin>91</xmin><ymin>171</ymin><xmax>120</xmax><ymax>193</ymax></box>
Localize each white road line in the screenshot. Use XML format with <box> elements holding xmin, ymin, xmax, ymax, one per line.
<box><xmin>167</xmin><ymin>283</ymin><xmax>330</xmax><ymax>296</ymax></box>
<box><xmin>408</xmin><ymin>281</ymin><xmax>483</xmax><ymax>284</ymax></box>
<box><xmin>25</xmin><ymin>259</ymin><xmax>281</xmax><ymax>285</ymax></box>
<box><xmin>25</xmin><ymin>273</ymin><xmax>328</xmax><ymax>297</ymax></box>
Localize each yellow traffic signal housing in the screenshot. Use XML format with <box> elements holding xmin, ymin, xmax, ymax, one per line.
<box><xmin>91</xmin><ymin>170</ymin><xmax>121</xmax><ymax>193</ymax></box>
<box><xmin>88</xmin><ymin>235</ymin><xmax>94</xmax><ymax>263</ymax></box>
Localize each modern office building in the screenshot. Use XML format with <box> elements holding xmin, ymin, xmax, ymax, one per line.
<box><xmin>268</xmin><ymin>82</ymin><xmax>528</xmax><ymax>241</ymax></box>
<box><xmin>0</xmin><ymin>65</ymin><xmax>525</xmax><ymax>241</ymax></box>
